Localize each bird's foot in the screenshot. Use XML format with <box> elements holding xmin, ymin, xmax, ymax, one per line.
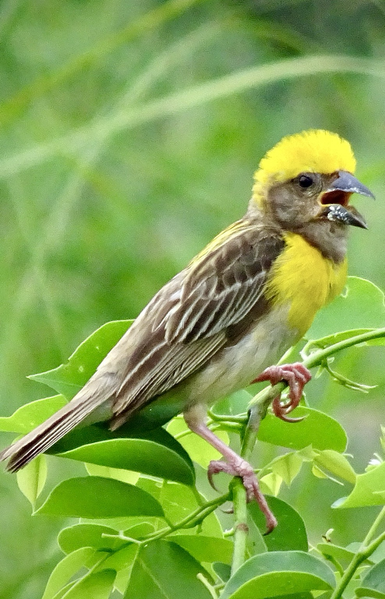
<box><xmin>253</xmin><ymin>362</ymin><xmax>311</xmax><ymax>422</ymax></box>
<box><xmin>208</xmin><ymin>457</ymin><xmax>277</xmax><ymax>534</ymax></box>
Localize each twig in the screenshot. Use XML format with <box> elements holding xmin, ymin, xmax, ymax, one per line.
<box><xmin>330</xmin><ymin>506</ymin><xmax>385</xmax><ymax>599</ymax></box>
<box><xmin>142</xmin><ymin>491</ymin><xmax>231</xmax><ymax>543</ymax></box>
<box><xmin>248</xmin><ymin>327</ymin><xmax>385</xmax><ymax>413</ymax></box>
<box><xmin>231</xmin><ymin>403</ymin><xmax>268</xmax><ymax>574</ymax></box>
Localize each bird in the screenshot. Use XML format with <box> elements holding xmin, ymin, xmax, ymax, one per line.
<box><xmin>0</xmin><ymin>129</ymin><xmax>374</xmax><ymax>532</ymax></box>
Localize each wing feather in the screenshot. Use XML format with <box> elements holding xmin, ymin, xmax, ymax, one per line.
<box><xmin>165</xmin><ymin>228</ymin><xmax>283</xmax><ymax>343</ymax></box>
<box><xmin>112</xmin><ymin>222</ymin><xmax>284</xmax><ymax>420</ymax></box>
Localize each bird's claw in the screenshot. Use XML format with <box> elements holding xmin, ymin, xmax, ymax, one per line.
<box><xmin>207</xmin><ymin>458</ymin><xmax>277</xmax><ymax>534</ymax></box>
<box><xmin>272</xmin><ymin>395</ymin><xmax>306</xmax><ymax>422</ymax></box>
<box><xmin>253</xmin><ymin>362</ymin><xmax>311</xmax><ymax>422</ymax></box>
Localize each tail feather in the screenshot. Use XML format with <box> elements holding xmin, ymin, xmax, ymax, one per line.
<box><xmin>0</xmin><ymin>374</ymin><xmax>115</xmax><ymax>472</ymax></box>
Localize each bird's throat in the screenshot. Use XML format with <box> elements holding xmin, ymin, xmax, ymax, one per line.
<box><xmin>264</xmin><ymin>232</ymin><xmax>348</xmax><ymax>336</ymax></box>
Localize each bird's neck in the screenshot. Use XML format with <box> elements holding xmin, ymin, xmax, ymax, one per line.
<box><xmin>295</xmin><ymin>220</ymin><xmax>348</xmax><ymax>263</ymax></box>
<box><xmin>246</xmin><ymin>199</ymin><xmax>349</xmax><ymax>264</ymax></box>
<box><xmin>264</xmin><ymin>232</ymin><xmax>348</xmax><ymax>336</ymax></box>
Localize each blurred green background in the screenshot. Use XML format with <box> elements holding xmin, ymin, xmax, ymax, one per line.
<box><xmin>1</xmin><ymin>0</ymin><xmax>385</xmax><ymax>596</ymax></box>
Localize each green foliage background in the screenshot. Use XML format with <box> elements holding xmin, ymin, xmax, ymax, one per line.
<box><xmin>1</xmin><ymin>0</ymin><xmax>385</xmax><ymax>597</ymax></box>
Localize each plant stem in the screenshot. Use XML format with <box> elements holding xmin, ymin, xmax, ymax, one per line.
<box><xmin>143</xmin><ymin>491</ymin><xmax>231</xmax><ymax>543</ymax></box>
<box><xmin>303</xmin><ymin>327</ymin><xmax>385</xmax><ymax>368</ymax></box>
<box><xmin>231</xmin><ymin>404</ymin><xmax>267</xmax><ymax>574</ymax></box>
<box><xmin>234</xmin><ymin>327</ymin><xmax>385</xmax><ymax>583</ymax></box>
<box><xmin>61</xmin><ymin>552</ymin><xmax>111</xmax><ymax>598</ymax></box>
<box><xmin>248</xmin><ymin>327</ymin><xmax>385</xmax><ymax>412</ymax></box>
<box><xmin>330</xmin><ymin>506</ymin><xmax>385</xmax><ymax>599</ymax></box>
<box><xmin>362</xmin><ymin>505</ymin><xmax>385</xmax><ymax>546</ymax></box>
<box><xmin>231</xmin><ymin>482</ymin><xmax>248</xmax><ymax>574</ymax></box>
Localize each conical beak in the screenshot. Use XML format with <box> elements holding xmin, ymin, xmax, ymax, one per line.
<box><xmin>327</xmin><ymin>171</ymin><xmax>375</xmax><ymax>199</ymax></box>
<box><xmin>320</xmin><ymin>171</ymin><xmax>374</xmax><ymax>229</ymax></box>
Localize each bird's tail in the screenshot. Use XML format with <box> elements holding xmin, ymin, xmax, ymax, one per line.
<box><xmin>0</xmin><ymin>373</ymin><xmax>115</xmax><ymax>472</ymax></box>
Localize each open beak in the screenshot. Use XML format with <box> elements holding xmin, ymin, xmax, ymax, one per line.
<box><xmin>319</xmin><ymin>171</ymin><xmax>375</xmax><ymax>229</ymax></box>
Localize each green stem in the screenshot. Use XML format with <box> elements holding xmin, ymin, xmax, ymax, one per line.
<box><xmin>362</xmin><ymin>505</ymin><xmax>385</xmax><ymax>546</ymax></box>
<box><xmin>231</xmin><ymin>404</ymin><xmax>267</xmax><ymax>574</ymax></box>
<box><xmin>330</xmin><ymin>506</ymin><xmax>385</xmax><ymax>599</ymax></box>
<box><xmin>248</xmin><ymin>327</ymin><xmax>385</xmax><ymax>412</ymax></box>
<box><xmin>231</xmin><ymin>482</ymin><xmax>248</xmax><ymax>574</ymax></box>
<box><xmin>234</xmin><ymin>327</ymin><xmax>385</xmax><ymax>583</ymax></box>
<box><xmin>143</xmin><ymin>492</ymin><xmax>231</xmax><ymax>543</ymax></box>
<box><xmin>102</xmin><ymin>493</ymin><xmax>230</xmax><ymax>549</ymax></box>
<box><xmin>61</xmin><ymin>552</ymin><xmax>111</xmax><ymax>598</ymax></box>
<box><xmin>303</xmin><ymin>327</ymin><xmax>385</xmax><ymax>369</ymax></box>
<box><xmin>207</xmin><ymin>409</ymin><xmax>248</xmax><ymax>424</ymax></box>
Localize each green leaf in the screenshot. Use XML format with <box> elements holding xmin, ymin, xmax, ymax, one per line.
<box><xmin>268</xmin><ymin>452</ymin><xmax>304</xmax><ymax>486</ymax></box>
<box><xmin>317</xmin><ymin>543</ymin><xmax>355</xmax><ymax>568</ymax></box>
<box><xmin>124</xmin><ymin>540</ymin><xmax>213</xmax><ymax>598</ymax></box>
<box><xmin>372</xmin><ymin>542</ymin><xmax>385</xmax><ymax>564</ymax></box>
<box><xmin>124</xmin><ymin>521</ymin><xmax>157</xmax><ymax>537</ymax></box>
<box><xmin>211</xmin><ymin>389</ymin><xmax>253</xmax><ymax>417</ymax></box>
<box><xmin>58</xmin><ymin>523</ymin><xmax>125</xmax><ymax>554</ymax></box>
<box><xmin>313</xmin><ymin>450</ymin><xmax>356</xmax><ymax>484</ymax></box>
<box><xmin>99</xmin><ymin>543</ymin><xmax>138</xmax><ymax>577</ymax></box>
<box><xmin>357</xmin><ymin>559</ymin><xmax>385</xmax><ymax>597</ymax></box>
<box><xmin>58</xmin><ymin>569</ymin><xmax>116</xmax><ymax>599</ymax></box>
<box><xmin>255</xmin><ymin>595</ymin><xmax>313</xmax><ymax>599</ymax></box>
<box><xmin>56</xmin><ymin>436</ymin><xmax>195</xmax><ymax>486</ymax></box>
<box><xmin>138</xmin><ymin>477</ymin><xmax>224</xmax><ymax>538</ymax></box>
<box><xmin>244</xmin><ymin>514</ymin><xmax>268</xmax><ymax>557</ymax></box>
<box><xmin>247</xmin><ymin>496</ymin><xmax>308</xmax><ymax>552</ymax></box>
<box><xmin>260</xmin><ymin>471</ymin><xmax>282</xmax><ymax>496</ymax></box>
<box><xmin>85</xmin><ymin>462</ymin><xmax>140</xmax><ymax>485</ymax></box>
<box><xmin>335</xmin><ymin>462</ymin><xmax>385</xmax><ymax>508</ymax></box>
<box><xmin>308</xmin><ymin>277</ymin><xmax>385</xmax><ymax>341</ymax></box>
<box><xmin>29</xmin><ymin>320</ymin><xmax>132</xmax><ymax>398</ymax></box>
<box><xmin>323</xmin><ymin>358</ymin><xmax>377</xmax><ymax>391</ymax></box>
<box><xmin>167</xmin><ymin>417</ymin><xmax>229</xmax><ymax>467</ymax></box>
<box><xmin>16</xmin><ymin>454</ymin><xmax>47</xmax><ymax>507</ymax></box>
<box><xmin>165</xmin><ymin>484</ymin><xmax>224</xmax><ymax>539</ymax></box>
<box><xmin>312</xmin><ymin>464</ymin><xmax>329</xmax><ymax>480</ymax></box>
<box><xmin>258</xmin><ymin>407</ymin><xmax>347</xmax><ymax>452</ymax></box>
<box><xmin>221</xmin><ymin>551</ymin><xmax>335</xmax><ymax>599</ymax></box>
<box><xmin>355</xmin><ymin>590</ymin><xmax>385</xmax><ymax>598</ymax></box>
<box><xmin>36</xmin><ymin>476</ymin><xmax>164</xmax><ymax>518</ymax></box>
<box><xmin>304</xmin><ymin>328</ymin><xmax>379</xmax><ymax>353</ymax></box>
<box><xmin>42</xmin><ymin>547</ymin><xmax>97</xmax><ymax>599</ymax></box>
<box><xmin>51</xmin><ymin>423</ymin><xmax>194</xmax><ymax>480</ymax></box>
<box><xmin>0</xmin><ymin>395</ymin><xmax>67</xmax><ymax>433</ymax></box>
<box><xmin>171</xmin><ymin>535</ymin><xmax>233</xmax><ymax>564</ymax></box>
<box><xmin>213</xmin><ymin>562</ymin><xmax>232</xmax><ymax>583</ymax></box>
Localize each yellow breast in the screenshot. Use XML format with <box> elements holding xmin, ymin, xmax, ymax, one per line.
<box><xmin>264</xmin><ymin>232</ymin><xmax>347</xmax><ymax>337</ymax></box>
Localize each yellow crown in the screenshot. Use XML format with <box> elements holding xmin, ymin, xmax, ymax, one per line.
<box><xmin>254</xmin><ymin>129</ymin><xmax>356</xmax><ymax>188</ymax></box>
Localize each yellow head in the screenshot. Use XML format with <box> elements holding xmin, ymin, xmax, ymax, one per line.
<box><xmin>250</xmin><ymin>129</ymin><xmax>373</xmax><ymax>265</ymax></box>
<box><xmin>253</xmin><ymin>129</ymin><xmax>356</xmax><ymax>190</ymax></box>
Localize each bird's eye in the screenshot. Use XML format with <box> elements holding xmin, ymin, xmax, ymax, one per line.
<box><xmin>298</xmin><ymin>174</ymin><xmax>314</xmax><ymax>188</ymax></box>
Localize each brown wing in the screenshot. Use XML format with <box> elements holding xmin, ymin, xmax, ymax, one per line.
<box><xmin>111</xmin><ymin>221</ymin><xmax>284</xmax><ymax>420</ymax></box>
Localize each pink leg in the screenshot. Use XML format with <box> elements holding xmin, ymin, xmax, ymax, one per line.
<box><xmin>253</xmin><ymin>362</ymin><xmax>311</xmax><ymax>422</ymax></box>
<box><xmin>185</xmin><ymin>417</ymin><xmax>277</xmax><ymax>534</ymax></box>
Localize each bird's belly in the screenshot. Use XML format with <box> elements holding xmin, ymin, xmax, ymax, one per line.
<box><xmin>182</xmin><ymin>303</ymin><xmax>299</xmax><ymax>407</ymax></box>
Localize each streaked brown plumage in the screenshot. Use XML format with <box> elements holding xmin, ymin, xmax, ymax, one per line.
<box><xmin>0</xmin><ymin>130</ymin><xmax>374</xmax><ymax>531</ymax></box>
